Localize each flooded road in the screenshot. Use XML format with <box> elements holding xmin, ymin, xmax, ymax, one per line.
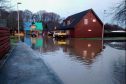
<box><xmin>23</xmin><ymin>35</ymin><xmax>126</xmax><ymax>84</ymax></box>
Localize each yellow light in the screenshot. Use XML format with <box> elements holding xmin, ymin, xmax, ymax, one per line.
<box><xmin>57</xmin><ymin>41</ymin><xmax>67</xmax><ymax>45</ymax></box>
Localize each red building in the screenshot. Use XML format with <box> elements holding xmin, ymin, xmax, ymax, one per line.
<box><xmin>59</xmin><ymin>9</ymin><xmax>104</xmax><ymax>38</ymax></box>
<box><xmin>54</xmin><ymin>39</ymin><xmax>103</xmax><ymax>64</ymax></box>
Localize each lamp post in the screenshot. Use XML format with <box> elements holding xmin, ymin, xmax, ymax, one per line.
<box><xmin>17</xmin><ymin>2</ymin><xmax>21</xmax><ymax>41</ymax></box>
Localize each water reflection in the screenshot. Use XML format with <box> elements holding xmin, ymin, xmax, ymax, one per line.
<box><xmin>24</xmin><ymin>36</ymin><xmax>59</xmax><ymax>53</ymax></box>
<box><xmin>104</xmin><ymin>40</ymin><xmax>126</xmax><ymax>50</ymax></box>
<box><xmin>24</xmin><ymin>35</ymin><xmax>32</xmax><ymax>47</ymax></box>
<box><xmin>24</xmin><ymin>36</ymin><xmax>103</xmax><ymax>64</ymax></box>
<box><xmin>42</xmin><ymin>37</ymin><xmax>59</xmax><ymax>53</ymax></box>
<box><xmin>112</xmin><ymin>57</ymin><xmax>126</xmax><ymax>84</ymax></box>
<box><xmin>24</xmin><ymin>35</ymin><xmax>43</xmax><ymax>49</ymax></box>
<box><xmin>22</xmin><ymin>36</ymin><xmax>125</xmax><ymax>84</ymax></box>
<box><xmin>54</xmin><ymin>39</ymin><xmax>103</xmax><ymax>65</ymax></box>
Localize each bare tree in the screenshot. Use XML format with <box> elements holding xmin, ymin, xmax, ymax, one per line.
<box><xmin>36</xmin><ymin>10</ymin><xmax>46</xmax><ymax>21</ymax></box>
<box><xmin>35</xmin><ymin>11</ymin><xmax>62</xmax><ymax>30</ymax></box>
<box><xmin>7</xmin><ymin>11</ymin><xmax>17</xmax><ymax>31</ymax></box>
<box><xmin>23</xmin><ymin>10</ymin><xmax>33</xmax><ymax>22</ymax></box>
<box><xmin>112</xmin><ymin>0</ymin><xmax>126</xmax><ymax>27</ymax></box>
<box><xmin>0</xmin><ymin>9</ymin><xmax>9</xmax><ymax>19</ymax></box>
<box><xmin>7</xmin><ymin>11</ymin><xmax>24</xmax><ymax>31</ymax></box>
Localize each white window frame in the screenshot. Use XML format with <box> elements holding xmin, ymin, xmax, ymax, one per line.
<box><xmin>84</xmin><ymin>19</ymin><xmax>88</xmax><ymax>25</ymax></box>
<box><xmin>67</xmin><ymin>20</ymin><xmax>71</xmax><ymax>25</ymax></box>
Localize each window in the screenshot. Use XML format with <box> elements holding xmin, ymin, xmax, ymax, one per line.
<box><xmin>67</xmin><ymin>20</ymin><xmax>71</xmax><ymax>25</ymax></box>
<box><xmin>88</xmin><ymin>29</ymin><xmax>92</xmax><ymax>32</ymax></box>
<box><xmin>63</xmin><ymin>22</ymin><xmax>66</xmax><ymax>26</ymax></box>
<box><xmin>93</xmin><ymin>19</ymin><xmax>96</xmax><ymax>22</ymax></box>
<box><xmin>66</xmin><ymin>30</ymin><xmax>70</xmax><ymax>34</ymax></box>
<box><xmin>54</xmin><ymin>26</ymin><xmax>57</xmax><ymax>30</ymax></box>
<box><xmin>84</xmin><ymin>19</ymin><xmax>88</xmax><ymax>25</ymax></box>
<box><xmin>83</xmin><ymin>50</ymin><xmax>87</xmax><ymax>56</ymax></box>
<box><xmin>88</xmin><ymin>44</ymin><xmax>91</xmax><ymax>47</ymax></box>
<box><xmin>91</xmin><ymin>52</ymin><xmax>95</xmax><ymax>57</ymax></box>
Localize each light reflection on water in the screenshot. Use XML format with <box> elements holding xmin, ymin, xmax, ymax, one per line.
<box><xmin>23</xmin><ymin>35</ymin><xmax>126</xmax><ymax>84</ymax></box>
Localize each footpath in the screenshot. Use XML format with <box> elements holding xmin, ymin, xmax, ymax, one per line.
<box><xmin>0</xmin><ymin>42</ymin><xmax>63</xmax><ymax>84</ymax></box>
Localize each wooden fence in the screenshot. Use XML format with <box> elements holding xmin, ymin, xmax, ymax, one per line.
<box><xmin>0</xmin><ymin>27</ymin><xmax>10</xmax><ymax>59</ymax></box>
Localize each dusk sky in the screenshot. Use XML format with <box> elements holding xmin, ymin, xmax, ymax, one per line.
<box><xmin>11</xmin><ymin>0</ymin><xmax>120</xmax><ymax>23</ymax></box>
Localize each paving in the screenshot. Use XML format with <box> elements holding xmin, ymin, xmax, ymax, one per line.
<box><xmin>0</xmin><ymin>42</ymin><xmax>63</xmax><ymax>84</ymax></box>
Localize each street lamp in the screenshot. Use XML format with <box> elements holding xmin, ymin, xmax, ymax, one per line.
<box><xmin>17</xmin><ymin>2</ymin><xmax>21</xmax><ymax>41</ymax></box>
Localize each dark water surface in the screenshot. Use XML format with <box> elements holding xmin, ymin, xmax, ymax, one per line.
<box><xmin>23</xmin><ymin>35</ymin><xmax>126</xmax><ymax>84</ymax></box>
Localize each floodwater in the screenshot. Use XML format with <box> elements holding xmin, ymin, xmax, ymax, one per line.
<box><xmin>22</xmin><ymin>35</ymin><xmax>126</xmax><ymax>84</ymax></box>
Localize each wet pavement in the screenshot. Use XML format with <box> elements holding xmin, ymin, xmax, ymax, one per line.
<box><xmin>0</xmin><ymin>42</ymin><xmax>63</xmax><ymax>84</ymax></box>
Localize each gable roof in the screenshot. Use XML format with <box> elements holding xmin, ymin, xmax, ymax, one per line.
<box><xmin>59</xmin><ymin>9</ymin><xmax>103</xmax><ymax>30</ymax></box>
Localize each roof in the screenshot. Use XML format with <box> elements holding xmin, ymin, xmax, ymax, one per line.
<box><xmin>59</xmin><ymin>9</ymin><xmax>103</xmax><ymax>30</ymax></box>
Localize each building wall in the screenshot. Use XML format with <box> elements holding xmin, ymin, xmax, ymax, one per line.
<box><xmin>69</xmin><ymin>30</ymin><xmax>75</xmax><ymax>37</ymax></box>
<box><xmin>71</xmin><ymin>39</ymin><xmax>103</xmax><ymax>64</ymax></box>
<box><xmin>74</xmin><ymin>11</ymin><xmax>103</xmax><ymax>38</ymax></box>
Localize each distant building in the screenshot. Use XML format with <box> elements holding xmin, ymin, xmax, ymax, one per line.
<box><xmin>58</xmin><ymin>9</ymin><xmax>104</xmax><ymax>38</ymax></box>
<box><xmin>24</xmin><ymin>22</ymin><xmax>43</xmax><ymax>35</ymax></box>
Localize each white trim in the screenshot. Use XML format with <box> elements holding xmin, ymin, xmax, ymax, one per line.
<box><xmin>111</xmin><ymin>31</ymin><xmax>125</xmax><ymax>32</ymax></box>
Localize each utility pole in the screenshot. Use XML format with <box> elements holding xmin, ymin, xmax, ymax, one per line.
<box><xmin>102</xmin><ymin>10</ymin><xmax>107</xmax><ymax>39</ymax></box>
